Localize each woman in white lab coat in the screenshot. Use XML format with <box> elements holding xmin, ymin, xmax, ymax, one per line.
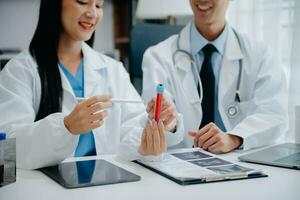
<box><xmin>0</xmin><ymin>0</ymin><xmax>183</xmax><ymax>170</ymax></box>
<box><xmin>142</xmin><ymin>0</ymin><xmax>288</xmax><ymax>152</ymax></box>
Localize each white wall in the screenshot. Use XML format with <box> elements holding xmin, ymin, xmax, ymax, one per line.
<box><xmin>0</xmin><ymin>0</ymin><xmax>39</xmax><ymax>50</ymax></box>
<box><xmin>0</xmin><ymin>0</ymin><xmax>114</xmax><ymax>53</ymax></box>
<box><xmin>289</xmin><ymin>1</ymin><xmax>300</xmax><ymax>142</ymax></box>
<box><xmin>94</xmin><ymin>0</ymin><xmax>114</xmax><ymax>53</ymax></box>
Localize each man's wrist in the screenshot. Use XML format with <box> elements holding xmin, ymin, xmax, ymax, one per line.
<box><xmin>229</xmin><ymin>134</ymin><xmax>243</xmax><ymax>149</ymax></box>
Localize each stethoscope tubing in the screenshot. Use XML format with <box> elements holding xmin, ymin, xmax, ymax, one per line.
<box><xmin>172</xmin><ymin>27</ymin><xmax>243</xmax><ymax>117</ymax></box>
<box><xmin>172</xmin><ymin>49</ymin><xmax>203</xmax><ymax>103</ymax></box>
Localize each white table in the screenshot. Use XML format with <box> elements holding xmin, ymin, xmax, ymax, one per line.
<box><xmin>1</xmin><ymin>150</ymin><xmax>299</xmax><ymax>200</ymax></box>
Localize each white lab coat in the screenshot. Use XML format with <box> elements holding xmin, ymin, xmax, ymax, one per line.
<box><xmin>142</xmin><ymin>21</ymin><xmax>289</xmax><ymax>150</ymax></box>
<box><xmin>0</xmin><ymin>43</ymin><xmax>183</xmax><ymax>170</ymax></box>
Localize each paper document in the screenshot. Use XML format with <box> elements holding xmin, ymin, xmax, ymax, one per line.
<box><xmin>137</xmin><ymin>149</ymin><xmax>262</xmax><ymax>180</ymax></box>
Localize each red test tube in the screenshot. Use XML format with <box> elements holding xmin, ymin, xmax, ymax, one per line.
<box><xmin>154</xmin><ymin>84</ymin><xmax>164</xmax><ymax>123</ymax></box>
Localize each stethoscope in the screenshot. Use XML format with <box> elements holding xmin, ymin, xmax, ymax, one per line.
<box><xmin>172</xmin><ymin>28</ymin><xmax>243</xmax><ymax>118</ymax></box>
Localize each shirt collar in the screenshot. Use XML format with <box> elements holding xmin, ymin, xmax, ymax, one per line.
<box><xmin>191</xmin><ymin>21</ymin><xmax>229</xmax><ymax>57</ymax></box>
<box><xmin>82</xmin><ymin>42</ymin><xmax>106</xmax><ymax>70</ymax></box>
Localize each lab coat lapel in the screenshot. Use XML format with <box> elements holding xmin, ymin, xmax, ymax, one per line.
<box><xmin>177</xmin><ymin>59</ymin><xmax>201</xmax><ymax>104</ymax></box>
<box><xmin>84</xmin><ymin>65</ymin><xmax>107</xmax><ymax>98</ymax></box>
<box><xmin>219</xmin><ymin>27</ymin><xmax>243</xmax><ymax>118</ymax></box>
<box><xmin>176</xmin><ymin>22</ymin><xmax>202</xmax><ymax>112</ymax></box>
<box><xmin>82</xmin><ymin>43</ymin><xmax>108</xmax><ymax>97</ymax></box>
<box><xmin>59</xmin><ymin>67</ymin><xmax>76</xmax><ymax>99</ymax></box>
<box><xmin>59</xmin><ymin>66</ymin><xmax>78</xmax><ymax>113</ymax></box>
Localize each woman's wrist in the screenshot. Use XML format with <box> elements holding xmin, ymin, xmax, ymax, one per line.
<box><xmin>63</xmin><ymin>115</ymin><xmax>73</xmax><ymax>134</ymax></box>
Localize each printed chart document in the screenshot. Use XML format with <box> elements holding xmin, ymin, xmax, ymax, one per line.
<box><xmin>136</xmin><ymin>148</ymin><xmax>267</xmax><ymax>185</ymax></box>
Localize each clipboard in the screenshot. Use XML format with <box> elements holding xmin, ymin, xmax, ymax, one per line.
<box><xmin>135</xmin><ymin>148</ymin><xmax>267</xmax><ymax>185</ymax></box>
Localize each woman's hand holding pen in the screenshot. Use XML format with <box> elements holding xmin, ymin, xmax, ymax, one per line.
<box><xmin>138</xmin><ymin>120</ymin><xmax>166</xmax><ymax>156</ymax></box>
<box><xmin>146</xmin><ymin>95</ymin><xmax>177</xmax><ymax>132</ymax></box>
<box><xmin>64</xmin><ymin>95</ymin><xmax>112</xmax><ymax>134</ymax></box>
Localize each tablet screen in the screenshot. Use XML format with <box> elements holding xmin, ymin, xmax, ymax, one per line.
<box><xmin>40</xmin><ymin>159</ymin><xmax>140</xmax><ymax>188</ymax></box>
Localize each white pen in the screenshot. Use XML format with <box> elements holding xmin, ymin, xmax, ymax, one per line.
<box><xmin>76</xmin><ymin>97</ymin><xmax>143</xmax><ymax>104</ymax></box>
<box><xmin>110</xmin><ymin>98</ymin><xmax>143</xmax><ymax>103</ymax></box>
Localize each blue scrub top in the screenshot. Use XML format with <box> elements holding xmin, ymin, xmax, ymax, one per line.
<box><xmin>59</xmin><ymin>59</ymin><xmax>96</xmax><ymax>157</ymax></box>
<box><xmin>60</xmin><ymin>60</ymin><xmax>84</xmax><ymax>98</ymax></box>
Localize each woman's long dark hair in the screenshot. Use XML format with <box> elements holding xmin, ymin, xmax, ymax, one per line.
<box><xmin>30</xmin><ymin>0</ymin><xmax>94</xmax><ymax>121</ymax></box>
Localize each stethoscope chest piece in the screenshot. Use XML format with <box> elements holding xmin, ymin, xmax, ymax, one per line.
<box><xmin>227</xmin><ymin>104</ymin><xmax>239</xmax><ymax>118</ymax></box>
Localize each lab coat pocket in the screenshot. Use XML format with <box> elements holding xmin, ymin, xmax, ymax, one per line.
<box><xmin>228</xmin><ymin>100</ymin><xmax>256</xmax><ymax>127</ymax></box>
<box><xmin>104</xmin><ymin>104</ymin><xmax>121</xmax><ymax>153</ymax></box>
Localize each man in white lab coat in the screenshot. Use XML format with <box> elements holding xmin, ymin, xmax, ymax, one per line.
<box><xmin>142</xmin><ymin>0</ymin><xmax>288</xmax><ymax>152</ymax></box>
